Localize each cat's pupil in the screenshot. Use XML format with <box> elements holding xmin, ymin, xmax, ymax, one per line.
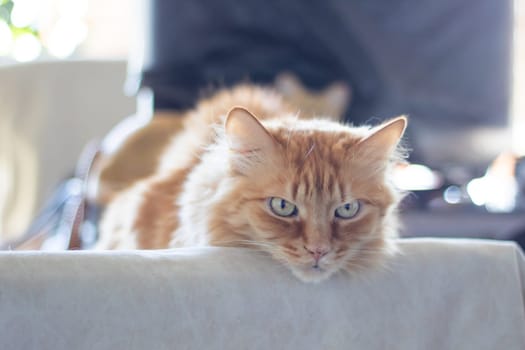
<box><xmin>280</xmin><ymin>200</ymin><xmax>286</xmax><ymax>209</ymax></box>
<box><xmin>345</xmin><ymin>203</ymin><xmax>350</xmax><ymax>210</ymax></box>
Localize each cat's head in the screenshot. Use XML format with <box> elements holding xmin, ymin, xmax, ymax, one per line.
<box><xmin>219</xmin><ymin>107</ymin><xmax>407</xmax><ymax>282</ymax></box>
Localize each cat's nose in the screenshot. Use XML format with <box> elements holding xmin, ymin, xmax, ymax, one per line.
<box><xmin>304</xmin><ymin>245</ymin><xmax>330</xmax><ymax>262</ymax></box>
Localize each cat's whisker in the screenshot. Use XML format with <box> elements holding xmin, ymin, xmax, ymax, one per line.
<box><xmin>345</xmin><ymin>246</ymin><xmax>385</xmax><ymax>253</ymax></box>
<box><xmin>285</xmin><ymin>119</ymin><xmax>299</xmax><ymax>151</ymax></box>
<box><xmin>303</xmin><ymin>142</ymin><xmax>316</xmax><ymax>161</ymax></box>
<box><xmin>214</xmin><ymin>239</ymin><xmax>278</xmax><ymax>251</ymax></box>
<box><xmin>344</xmin><ymin>261</ymin><xmax>368</xmax><ymax>271</ymax></box>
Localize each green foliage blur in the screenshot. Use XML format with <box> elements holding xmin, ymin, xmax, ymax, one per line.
<box><xmin>0</xmin><ymin>0</ymin><xmax>39</xmax><ymax>39</ymax></box>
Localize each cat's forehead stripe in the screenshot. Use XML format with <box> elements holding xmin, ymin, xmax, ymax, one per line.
<box><xmin>289</xmin><ymin>158</ymin><xmax>344</xmax><ymax>203</ymax></box>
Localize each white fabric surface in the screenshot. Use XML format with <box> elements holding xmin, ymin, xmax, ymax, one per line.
<box><xmin>1</xmin><ymin>238</ymin><xmax>524</xmax><ymax>350</ymax></box>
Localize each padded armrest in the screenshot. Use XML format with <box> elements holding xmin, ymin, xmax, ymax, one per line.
<box><xmin>1</xmin><ymin>238</ymin><xmax>524</xmax><ymax>350</ymax></box>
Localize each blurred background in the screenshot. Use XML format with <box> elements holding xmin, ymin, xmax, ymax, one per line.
<box><xmin>0</xmin><ymin>0</ymin><xmax>132</xmax><ymax>62</ymax></box>
<box><xmin>0</xmin><ymin>0</ymin><xmax>524</xmax><ymax>249</ymax></box>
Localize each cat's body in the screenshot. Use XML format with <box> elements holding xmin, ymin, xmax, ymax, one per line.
<box><xmin>97</xmin><ymin>85</ymin><xmax>407</xmax><ymax>282</ymax></box>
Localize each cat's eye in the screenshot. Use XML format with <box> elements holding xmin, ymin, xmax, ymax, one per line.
<box><xmin>335</xmin><ymin>200</ymin><xmax>360</xmax><ymax>219</ymax></box>
<box><xmin>268</xmin><ymin>197</ymin><xmax>298</xmax><ymax>217</ymax></box>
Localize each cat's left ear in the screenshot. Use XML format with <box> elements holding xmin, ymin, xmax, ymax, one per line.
<box><xmin>356</xmin><ymin>116</ymin><xmax>407</xmax><ymax>157</ymax></box>
<box><xmin>225</xmin><ymin>107</ymin><xmax>278</xmax><ymax>173</ymax></box>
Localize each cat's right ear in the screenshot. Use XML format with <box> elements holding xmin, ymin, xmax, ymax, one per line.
<box><xmin>225</xmin><ymin>107</ymin><xmax>278</xmax><ymax>173</ymax></box>
<box><xmin>353</xmin><ymin>116</ymin><xmax>407</xmax><ymax>163</ymax></box>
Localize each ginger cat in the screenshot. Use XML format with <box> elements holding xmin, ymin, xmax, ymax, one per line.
<box><xmin>97</xmin><ymin>85</ymin><xmax>407</xmax><ymax>282</ymax></box>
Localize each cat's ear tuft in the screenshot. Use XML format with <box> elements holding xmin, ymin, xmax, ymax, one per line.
<box><xmin>324</xmin><ymin>82</ymin><xmax>351</xmax><ymax>112</ymax></box>
<box><xmin>225</xmin><ymin>107</ymin><xmax>278</xmax><ymax>172</ymax></box>
<box><xmin>319</xmin><ymin>82</ymin><xmax>351</xmax><ymax>121</ymax></box>
<box><xmin>274</xmin><ymin>72</ymin><xmax>302</xmax><ymax>95</ymax></box>
<box><xmin>357</xmin><ymin>116</ymin><xmax>407</xmax><ymax>156</ymax></box>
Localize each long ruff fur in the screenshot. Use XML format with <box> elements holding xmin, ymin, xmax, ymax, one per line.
<box><xmin>97</xmin><ymin>85</ymin><xmax>407</xmax><ymax>282</ymax></box>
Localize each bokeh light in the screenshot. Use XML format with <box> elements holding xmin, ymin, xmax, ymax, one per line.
<box><xmin>0</xmin><ymin>0</ymin><xmax>91</xmax><ymax>61</ymax></box>
<box><xmin>10</xmin><ymin>0</ymin><xmax>40</xmax><ymax>28</ymax></box>
<box><xmin>12</xmin><ymin>32</ymin><xmax>41</xmax><ymax>62</ymax></box>
<box><xmin>47</xmin><ymin>17</ymin><xmax>88</xmax><ymax>58</ymax></box>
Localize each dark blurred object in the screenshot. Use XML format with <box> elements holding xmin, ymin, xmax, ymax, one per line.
<box><xmin>137</xmin><ymin>0</ymin><xmax>512</xmax><ymax>134</ymax></box>
<box><xmin>140</xmin><ymin>1</ymin><xmax>379</xmax><ymax>121</ymax></box>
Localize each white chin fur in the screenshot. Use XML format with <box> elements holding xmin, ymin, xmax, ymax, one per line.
<box><xmin>290</xmin><ymin>265</ymin><xmax>336</xmax><ymax>283</ymax></box>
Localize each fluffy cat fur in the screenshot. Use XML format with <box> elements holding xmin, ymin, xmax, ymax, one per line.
<box><xmin>97</xmin><ymin>84</ymin><xmax>407</xmax><ymax>283</ymax></box>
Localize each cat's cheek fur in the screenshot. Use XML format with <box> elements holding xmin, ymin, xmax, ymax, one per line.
<box><xmin>340</xmin><ymin>212</ymin><xmax>400</xmax><ymax>275</ymax></box>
